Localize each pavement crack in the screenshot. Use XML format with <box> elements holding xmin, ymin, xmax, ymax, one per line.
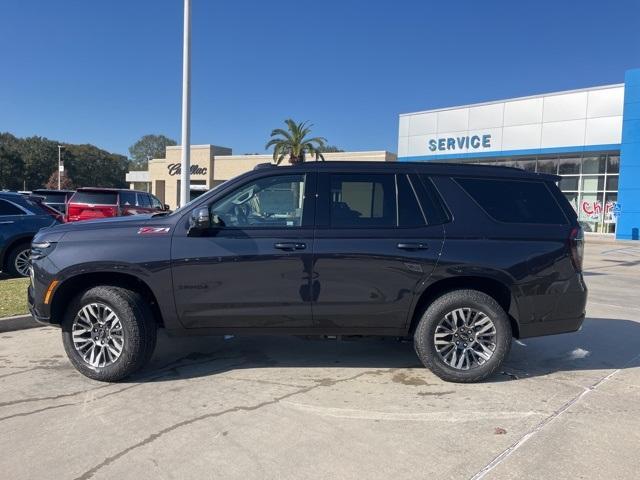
<box><xmin>73</xmin><ymin>368</ymin><xmax>389</xmax><ymax>480</ymax></box>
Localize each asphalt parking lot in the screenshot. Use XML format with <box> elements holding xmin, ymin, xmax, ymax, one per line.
<box><xmin>1</xmin><ymin>241</ymin><xmax>639</xmax><ymax>479</ymax></box>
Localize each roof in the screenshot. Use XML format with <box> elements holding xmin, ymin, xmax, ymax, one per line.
<box><xmin>251</xmin><ymin>160</ymin><xmax>559</xmax><ymax>181</ymax></box>
<box><xmin>75</xmin><ymin>187</ymin><xmax>148</xmax><ymax>193</ymax></box>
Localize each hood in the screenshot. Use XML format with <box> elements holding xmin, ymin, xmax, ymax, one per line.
<box><xmin>43</xmin><ymin>214</ymin><xmax>155</xmax><ymax>235</ymax></box>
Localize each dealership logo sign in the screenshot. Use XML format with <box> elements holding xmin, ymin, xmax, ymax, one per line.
<box><xmin>428</xmin><ymin>134</ymin><xmax>492</xmax><ymax>152</ymax></box>
<box><xmin>167</xmin><ymin>163</ymin><xmax>208</xmax><ymax>176</ymax></box>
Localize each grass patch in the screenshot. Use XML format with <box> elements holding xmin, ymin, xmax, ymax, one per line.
<box><xmin>0</xmin><ymin>277</ymin><xmax>30</xmax><ymax>318</ymax></box>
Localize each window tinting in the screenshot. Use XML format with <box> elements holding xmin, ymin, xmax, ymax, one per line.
<box><xmin>329</xmin><ymin>174</ymin><xmax>395</xmax><ymax>227</ymax></box>
<box><xmin>137</xmin><ymin>193</ymin><xmax>151</xmax><ymax>208</ymax></box>
<box><xmin>0</xmin><ymin>199</ymin><xmax>24</xmax><ymax>216</ymax></box>
<box><xmin>397</xmin><ymin>175</ymin><xmax>425</xmax><ymax>227</ymax></box>
<box><xmin>210</xmin><ymin>174</ymin><xmax>305</xmax><ymax>228</ymax></box>
<box><xmin>456</xmin><ymin>177</ymin><xmax>567</xmax><ymax>225</ymax></box>
<box><xmin>150</xmin><ymin>195</ymin><xmax>163</xmax><ymax>209</ymax></box>
<box><xmin>72</xmin><ymin>192</ymin><xmax>118</xmax><ymax>205</ymax></box>
<box><xmin>119</xmin><ymin>191</ymin><xmax>136</xmax><ymax>206</ymax></box>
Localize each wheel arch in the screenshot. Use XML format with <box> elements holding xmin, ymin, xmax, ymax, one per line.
<box><xmin>2</xmin><ymin>235</ymin><xmax>33</xmax><ymax>271</ymax></box>
<box><xmin>408</xmin><ymin>276</ymin><xmax>520</xmax><ymax>338</ymax></box>
<box><xmin>49</xmin><ymin>271</ymin><xmax>165</xmax><ymax>328</ymax></box>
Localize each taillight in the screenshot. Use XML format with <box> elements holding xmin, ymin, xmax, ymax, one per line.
<box><xmin>569</xmin><ymin>226</ymin><xmax>584</xmax><ymax>272</ymax></box>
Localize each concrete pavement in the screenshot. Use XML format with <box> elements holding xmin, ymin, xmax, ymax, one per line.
<box><xmin>0</xmin><ymin>242</ymin><xmax>639</xmax><ymax>479</ymax></box>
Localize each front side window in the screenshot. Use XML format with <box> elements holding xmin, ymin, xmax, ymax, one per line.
<box><xmin>150</xmin><ymin>195</ymin><xmax>163</xmax><ymax>209</ymax></box>
<box><xmin>209</xmin><ymin>174</ymin><xmax>305</xmax><ymax>228</ymax></box>
<box><xmin>329</xmin><ymin>174</ymin><xmax>396</xmax><ymax>228</ymax></box>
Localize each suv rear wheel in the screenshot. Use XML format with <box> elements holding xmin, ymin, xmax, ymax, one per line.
<box><xmin>61</xmin><ymin>286</ymin><xmax>157</xmax><ymax>381</ymax></box>
<box><xmin>6</xmin><ymin>242</ymin><xmax>31</xmax><ymax>277</ymax></box>
<box><xmin>414</xmin><ymin>289</ymin><xmax>512</xmax><ymax>383</ymax></box>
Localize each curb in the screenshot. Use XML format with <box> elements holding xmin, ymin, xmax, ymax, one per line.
<box><xmin>0</xmin><ymin>314</ymin><xmax>43</xmax><ymax>334</ymax></box>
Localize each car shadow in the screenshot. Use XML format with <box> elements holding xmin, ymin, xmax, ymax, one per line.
<box><xmin>127</xmin><ymin>317</ymin><xmax>640</xmax><ymax>384</ymax></box>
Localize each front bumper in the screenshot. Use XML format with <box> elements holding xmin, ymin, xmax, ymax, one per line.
<box><xmin>27</xmin><ymin>284</ymin><xmax>56</xmax><ymax>326</ymax></box>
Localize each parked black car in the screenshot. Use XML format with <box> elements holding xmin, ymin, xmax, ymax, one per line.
<box><xmin>28</xmin><ymin>162</ymin><xmax>586</xmax><ymax>382</ymax></box>
<box><xmin>31</xmin><ymin>189</ymin><xmax>75</xmax><ymax>216</ymax></box>
<box><xmin>1</xmin><ymin>192</ymin><xmax>62</xmax><ymax>277</ymax></box>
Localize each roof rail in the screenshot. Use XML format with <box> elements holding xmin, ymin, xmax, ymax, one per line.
<box><xmin>253</xmin><ymin>162</ymin><xmax>275</xmax><ymax>170</ymax></box>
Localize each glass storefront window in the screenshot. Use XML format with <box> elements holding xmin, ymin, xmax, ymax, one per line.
<box><xmin>581</xmin><ymin>175</ymin><xmax>605</xmax><ymax>192</ymax></box>
<box><xmin>582</xmin><ymin>156</ymin><xmax>606</xmax><ymax>174</ymax></box>
<box><xmin>559</xmin><ymin>177</ymin><xmax>579</xmax><ymax>191</ymax></box>
<box><xmin>517</xmin><ymin>159</ymin><xmax>536</xmax><ymax>171</ymax></box>
<box><xmin>537</xmin><ymin>158</ymin><xmax>557</xmax><ymax>174</ymax></box>
<box><xmin>558</xmin><ymin>157</ymin><xmax>581</xmax><ymax>175</ymax></box>
<box><xmin>606</xmin><ymin>175</ymin><xmax>619</xmax><ymax>191</ymax></box>
<box><xmin>607</xmin><ymin>155</ymin><xmax>620</xmax><ymax>173</ymax></box>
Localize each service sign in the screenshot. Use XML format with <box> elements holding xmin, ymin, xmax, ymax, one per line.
<box><xmin>427</xmin><ymin>133</ymin><xmax>492</xmax><ymax>153</ymax></box>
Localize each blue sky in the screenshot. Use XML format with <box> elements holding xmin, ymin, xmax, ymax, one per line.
<box><xmin>1</xmin><ymin>0</ymin><xmax>639</xmax><ymax>157</ymax></box>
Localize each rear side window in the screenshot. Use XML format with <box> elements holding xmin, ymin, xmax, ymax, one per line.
<box><xmin>71</xmin><ymin>191</ymin><xmax>118</xmax><ymax>205</ymax></box>
<box><xmin>119</xmin><ymin>191</ymin><xmax>136</xmax><ymax>206</ymax></box>
<box><xmin>455</xmin><ymin>177</ymin><xmax>567</xmax><ymax>224</ymax></box>
<box><xmin>329</xmin><ymin>174</ymin><xmax>395</xmax><ymax>227</ymax></box>
<box><xmin>0</xmin><ymin>199</ymin><xmax>24</xmax><ymax>215</ymax></box>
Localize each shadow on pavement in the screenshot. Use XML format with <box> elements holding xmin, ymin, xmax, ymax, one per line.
<box><xmin>126</xmin><ymin>316</ymin><xmax>640</xmax><ymax>384</ymax></box>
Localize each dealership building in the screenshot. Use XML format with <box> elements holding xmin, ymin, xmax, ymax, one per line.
<box><xmin>398</xmin><ymin>68</ymin><xmax>640</xmax><ymax>240</ymax></box>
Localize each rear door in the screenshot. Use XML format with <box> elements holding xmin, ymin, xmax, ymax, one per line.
<box><xmin>311</xmin><ymin>168</ymin><xmax>445</xmax><ymax>331</ymax></box>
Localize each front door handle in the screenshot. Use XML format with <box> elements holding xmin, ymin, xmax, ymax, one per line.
<box><xmin>274</xmin><ymin>242</ymin><xmax>306</xmax><ymax>251</ymax></box>
<box><xmin>397</xmin><ymin>242</ymin><xmax>429</xmax><ymax>250</ymax></box>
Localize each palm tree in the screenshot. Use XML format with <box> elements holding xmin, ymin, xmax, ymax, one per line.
<box><xmin>265</xmin><ymin>119</ymin><xmax>327</xmax><ymax>165</ymax></box>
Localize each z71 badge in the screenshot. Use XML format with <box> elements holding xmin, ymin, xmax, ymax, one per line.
<box><xmin>138</xmin><ymin>226</ymin><xmax>171</xmax><ymax>235</ymax></box>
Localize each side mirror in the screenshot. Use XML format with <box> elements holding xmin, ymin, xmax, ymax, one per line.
<box><xmin>163</xmin><ymin>204</ymin><xmax>170</xmax><ymax>211</ymax></box>
<box><xmin>188</xmin><ymin>207</ymin><xmax>211</xmax><ymax>235</ymax></box>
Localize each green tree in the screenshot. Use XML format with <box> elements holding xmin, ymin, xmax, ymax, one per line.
<box><xmin>0</xmin><ymin>143</ymin><xmax>25</xmax><ymax>190</ymax></box>
<box><xmin>1</xmin><ymin>134</ymin><xmax>57</xmax><ymax>189</ymax></box>
<box><xmin>265</xmin><ymin>119</ymin><xmax>327</xmax><ymax>165</ymax></box>
<box><xmin>45</xmin><ymin>171</ymin><xmax>74</xmax><ymax>190</ymax></box>
<box><xmin>319</xmin><ymin>145</ymin><xmax>344</xmax><ymax>153</ymax></box>
<box><xmin>128</xmin><ymin>134</ymin><xmax>176</xmax><ymax>171</ymax></box>
<box><xmin>65</xmin><ymin>144</ymin><xmax>129</xmax><ymax>188</ymax></box>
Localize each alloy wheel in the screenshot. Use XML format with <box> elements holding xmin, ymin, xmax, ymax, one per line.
<box><xmin>433</xmin><ymin>307</ymin><xmax>497</xmax><ymax>370</ymax></box>
<box><xmin>14</xmin><ymin>249</ymin><xmax>30</xmax><ymax>277</ymax></box>
<box><xmin>72</xmin><ymin>303</ymin><xmax>124</xmax><ymax>368</ymax></box>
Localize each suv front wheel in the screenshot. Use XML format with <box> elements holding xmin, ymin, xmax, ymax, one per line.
<box><xmin>61</xmin><ymin>286</ymin><xmax>157</xmax><ymax>381</ymax></box>
<box><xmin>414</xmin><ymin>289</ymin><xmax>512</xmax><ymax>383</ymax></box>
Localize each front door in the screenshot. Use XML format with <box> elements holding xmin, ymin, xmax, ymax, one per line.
<box><xmin>171</xmin><ymin>172</ymin><xmax>316</xmax><ymax>329</ymax></box>
<box><xmin>312</xmin><ymin>171</ymin><xmax>444</xmax><ymax>331</ymax></box>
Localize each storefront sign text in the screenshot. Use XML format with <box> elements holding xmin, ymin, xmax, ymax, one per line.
<box><xmin>167</xmin><ymin>163</ymin><xmax>208</xmax><ymax>176</ymax></box>
<box><xmin>428</xmin><ymin>134</ymin><xmax>491</xmax><ymax>152</ymax></box>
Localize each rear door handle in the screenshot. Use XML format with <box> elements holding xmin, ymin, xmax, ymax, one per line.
<box><xmin>274</xmin><ymin>242</ymin><xmax>306</xmax><ymax>251</ymax></box>
<box><xmin>397</xmin><ymin>242</ymin><xmax>429</xmax><ymax>250</ymax></box>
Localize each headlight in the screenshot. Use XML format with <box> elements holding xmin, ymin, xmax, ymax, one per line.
<box><xmin>31</xmin><ymin>241</ymin><xmax>57</xmax><ymax>260</ymax></box>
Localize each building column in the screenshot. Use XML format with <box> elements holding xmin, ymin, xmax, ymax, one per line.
<box><xmin>617</xmin><ymin>68</ymin><xmax>640</xmax><ymax>240</ymax></box>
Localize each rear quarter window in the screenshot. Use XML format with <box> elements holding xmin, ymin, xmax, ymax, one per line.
<box><xmin>71</xmin><ymin>191</ymin><xmax>118</xmax><ymax>205</ymax></box>
<box><xmin>455</xmin><ymin>177</ymin><xmax>568</xmax><ymax>225</ymax></box>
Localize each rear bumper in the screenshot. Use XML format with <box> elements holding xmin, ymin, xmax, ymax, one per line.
<box><xmin>518</xmin><ymin>314</ymin><xmax>585</xmax><ymax>338</ymax></box>
<box><xmin>515</xmin><ymin>273</ymin><xmax>587</xmax><ymax>339</ymax></box>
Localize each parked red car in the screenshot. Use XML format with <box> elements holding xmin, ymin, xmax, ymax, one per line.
<box><xmin>66</xmin><ymin>188</ymin><xmax>167</xmax><ymax>222</ymax></box>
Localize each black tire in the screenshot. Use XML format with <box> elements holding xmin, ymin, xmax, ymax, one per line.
<box><xmin>61</xmin><ymin>286</ymin><xmax>157</xmax><ymax>382</ymax></box>
<box><xmin>414</xmin><ymin>289</ymin><xmax>512</xmax><ymax>383</ymax></box>
<box><xmin>5</xmin><ymin>242</ymin><xmax>31</xmax><ymax>277</ymax></box>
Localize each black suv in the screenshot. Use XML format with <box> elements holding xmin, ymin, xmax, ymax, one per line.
<box><xmin>28</xmin><ymin>162</ymin><xmax>586</xmax><ymax>383</ymax></box>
